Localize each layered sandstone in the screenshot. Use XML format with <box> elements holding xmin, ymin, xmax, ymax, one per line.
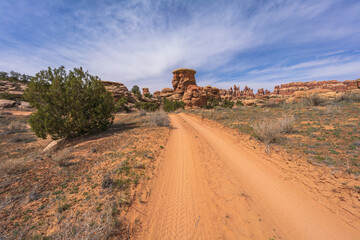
<box><xmin>0</xmin><ymin>80</ymin><xmax>27</xmax><ymax>95</ymax></box>
<box><xmin>101</xmin><ymin>81</ymin><xmax>133</xmax><ymax>102</ymax></box>
<box><xmin>166</xmin><ymin>68</ymin><xmax>221</xmax><ymax>108</ymax></box>
<box><xmin>220</xmin><ymin>85</ymin><xmax>257</xmax><ymax>100</ymax></box>
<box><xmin>172</xmin><ymin>68</ymin><xmax>197</xmax><ymax>94</ymax></box>
<box><xmin>274</xmin><ymin>79</ymin><xmax>359</xmax><ymax>95</ymax></box>
<box><xmin>142</xmin><ymin>88</ymin><xmax>150</xmax><ymax>96</ymax></box>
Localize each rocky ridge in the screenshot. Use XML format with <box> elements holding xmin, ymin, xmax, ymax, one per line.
<box><xmin>0</xmin><ymin>71</ymin><xmax>359</xmax><ymax>109</ymax></box>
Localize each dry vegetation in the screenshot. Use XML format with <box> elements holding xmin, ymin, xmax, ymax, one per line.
<box><xmin>252</xmin><ymin>115</ymin><xmax>295</xmax><ymax>153</ymax></box>
<box><xmin>0</xmin><ymin>109</ymin><xmax>170</xmax><ymax>239</ymax></box>
<box><xmin>148</xmin><ymin>111</ymin><xmax>170</xmax><ymax>127</ymax></box>
<box><xmin>189</xmin><ymin>93</ymin><xmax>360</xmax><ymax>174</ymax></box>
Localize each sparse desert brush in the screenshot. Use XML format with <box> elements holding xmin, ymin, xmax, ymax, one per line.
<box><xmin>149</xmin><ymin>111</ymin><xmax>170</xmax><ymax>127</ymax></box>
<box><xmin>52</xmin><ymin>148</ymin><xmax>73</xmax><ymax>167</ymax></box>
<box><xmin>252</xmin><ymin>115</ymin><xmax>295</xmax><ymax>154</ymax></box>
<box><xmin>337</xmin><ymin>91</ymin><xmax>360</xmax><ymax>102</ymax></box>
<box><xmin>0</xmin><ymin>158</ymin><xmax>28</xmax><ymax>175</ymax></box>
<box><xmin>52</xmin><ymin>205</ymin><xmax>126</xmax><ymax>239</ymax></box>
<box><xmin>303</xmin><ymin>94</ymin><xmax>327</xmax><ymax>106</ymax></box>
<box><xmin>138</xmin><ymin>109</ymin><xmax>147</xmax><ymax>116</ymax></box>
<box><xmin>262</xmin><ymin>101</ymin><xmax>281</xmax><ymax>108</ymax></box>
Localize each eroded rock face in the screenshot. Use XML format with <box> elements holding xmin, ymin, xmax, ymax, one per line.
<box><xmin>142</xmin><ymin>88</ymin><xmax>149</xmax><ymax>96</ymax></box>
<box><xmin>220</xmin><ymin>85</ymin><xmax>257</xmax><ymax>100</ymax></box>
<box><xmin>0</xmin><ymin>80</ymin><xmax>27</xmax><ymax>95</ymax></box>
<box><xmin>101</xmin><ymin>81</ymin><xmax>133</xmax><ymax>102</ymax></box>
<box><xmin>182</xmin><ymin>85</ymin><xmax>208</xmax><ymax>108</ymax></box>
<box><xmin>153</xmin><ymin>91</ymin><xmax>161</xmax><ymax>98</ymax></box>
<box><xmin>0</xmin><ymin>99</ymin><xmax>16</xmax><ymax>109</ymax></box>
<box><xmin>275</xmin><ymin>80</ymin><xmax>359</xmax><ymax>95</ymax></box>
<box><xmin>155</xmin><ymin>68</ymin><xmax>221</xmax><ymax>108</ymax></box>
<box><xmin>172</xmin><ymin>68</ymin><xmax>197</xmax><ymax>94</ymax></box>
<box><xmin>160</xmin><ymin>88</ymin><xmax>174</xmax><ymax>97</ymax></box>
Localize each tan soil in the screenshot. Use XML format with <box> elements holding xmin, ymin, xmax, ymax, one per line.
<box><xmin>136</xmin><ymin>113</ymin><xmax>360</xmax><ymax>240</ymax></box>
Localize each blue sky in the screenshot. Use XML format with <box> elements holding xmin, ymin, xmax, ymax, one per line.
<box><xmin>0</xmin><ymin>0</ymin><xmax>360</xmax><ymax>92</ymax></box>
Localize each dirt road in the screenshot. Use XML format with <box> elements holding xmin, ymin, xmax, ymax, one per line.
<box><xmin>137</xmin><ymin>113</ymin><xmax>360</xmax><ymax>240</ymax></box>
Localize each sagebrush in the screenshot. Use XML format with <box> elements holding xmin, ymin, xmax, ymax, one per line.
<box><xmin>252</xmin><ymin>115</ymin><xmax>295</xmax><ymax>153</ymax></box>
<box><xmin>149</xmin><ymin>111</ymin><xmax>170</xmax><ymax>127</ymax></box>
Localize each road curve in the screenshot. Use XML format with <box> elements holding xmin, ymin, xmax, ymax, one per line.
<box><xmin>137</xmin><ymin>113</ymin><xmax>360</xmax><ymax>240</ymax></box>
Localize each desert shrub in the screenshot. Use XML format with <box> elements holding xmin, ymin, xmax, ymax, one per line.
<box><xmin>236</xmin><ymin>100</ymin><xmax>243</xmax><ymax>106</ymax></box>
<box><xmin>138</xmin><ymin>109</ymin><xmax>147</xmax><ymax>116</ymax></box>
<box><xmin>163</xmin><ymin>99</ymin><xmax>185</xmax><ymax>112</ymax></box>
<box><xmin>138</xmin><ymin>102</ymin><xmax>159</xmax><ymax>112</ymax></box>
<box><xmin>303</xmin><ymin>94</ymin><xmax>327</xmax><ymax>106</ymax></box>
<box><xmin>252</xmin><ymin>115</ymin><xmax>295</xmax><ymax>153</ymax></box>
<box><xmin>337</xmin><ymin>91</ymin><xmax>360</xmax><ymax>102</ymax></box>
<box><xmin>0</xmin><ymin>158</ymin><xmax>28</xmax><ymax>175</ymax></box>
<box><xmin>149</xmin><ymin>111</ymin><xmax>170</xmax><ymax>127</ymax></box>
<box><xmin>222</xmin><ymin>100</ymin><xmax>234</xmax><ymax>108</ymax></box>
<box><xmin>24</xmin><ymin>66</ymin><xmax>116</xmax><ymax>140</ymax></box>
<box><xmin>53</xmin><ymin>148</ymin><xmax>73</xmax><ymax>167</ymax></box>
<box><xmin>203</xmin><ymin>97</ymin><xmax>220</xmax><ymax>109</ymax></box>
<box><xmin>131</xmin><ymin>85</ymin><xmax>142</xmax><ymax>99</ymax></box>
<box><xmin>144</xmin><ymin>93</ymin><xmax>152</xmax><ymax>98</ymax></box>
<box><xmin>262</xmin><ymin>101</ymin><xmax>281</xmax><ymax>108</ymax></box>
<box><xmin>116</xmin><ymin>97</ymin><xmax>129</xmax><ymax>112</ymax></box>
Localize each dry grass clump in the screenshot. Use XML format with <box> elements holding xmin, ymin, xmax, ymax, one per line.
<box><xmin>138</xmin><ymin>109</ymin><xmax>147</xmax><ymax>117</ymax></box>
<box><xmin>337</xmin><ymin>91</ymin><xmax>360</xmax><ymax>102</ymax></box>
<box><xmin>0</xmin><ymin>158</ymin><xmax>28</xmax><ymax>176</ymax></box>
<box><xmin>149</xmin><ymin>111</ymin><xmax>170</xmax><ymax>127</ymax></box>
<box><xmin>52</xmin><ymin>206</ymin><xmax>127</xmax><ymax>239</ymax></box>
<box><xmin>252</xmin><ymin>115</ymin><xmax>295</xmax><ymax>154</ymax></box>
<box><xmin>52</xmin><ymin>148</ymin><xmax>73</xmax><ymax>167</ymax></box>
<box><xmin>303</xmin><ymin>94</ymin><xmax>327</xmax><ymax>106</ymax></box>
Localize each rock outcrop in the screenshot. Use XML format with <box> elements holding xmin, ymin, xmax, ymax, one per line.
<box><xmin>0</xmin><ymin>99</ymin><xmax>16</xmax><ymax>109</ymax></box>
<box><xmin>218</xmin><ymin>79</ymin><xmax>360</xmax><ymax>103</ymax></box>
<box><xmin>274</xmin><ymin>79</ymin><xmax>359</xmax><ymax>96</ymax></box>
<box><xmin>162</xmin><ymin>68</ymin><xmax>221</xmax><ymax>108</ymax></box>
<box><xmin>172</xmin><ymin>68</ymin><xmax>197</xmax><ymax>94</ymax></box>
<box><xmin>220</xmin><ymin>85</ymin><xmax>257</xmax><ymax>100</ymax></box>
<box><xmin>0</xmin><ymin>80</ymin><xmax>27</xmax><ymax>95</ymax></box>
<box><xmin>160</xmin><ymin>88</ymin><xmax>174</xmax><ymax>98</ymax></box>
<box><xmin>101</xmin><ymin>81</ymin><xmax>133</xmax><ymax>102</ymax></box>
<box><xmin>142</xmin><ymin>88</ymin><xmax>150</xmax><ymax>96</ymax></box>
<box><xmin>153</xmin><ymin>91</ymin><xmax>161</xmax><ymax>98</ymax></box>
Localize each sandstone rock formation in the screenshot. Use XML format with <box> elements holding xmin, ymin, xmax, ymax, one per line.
<box><xmin>101</xmin><ymin>81</ymin><xmax>133</xmax><ymax>102</ymax></box>
<box><xmin>171</xmin><ymin>68</ymin><xmax>221</xmax><ymax>108</ymax></box>
<box><xmin>218</xmin><ymin>79</ymin><xmax>360</xmax><ymax>103</ymax></box>
<box><xmin>160</xmin><ymin>88</ymin><xmax>174</xmax><ymax>97</ymax></box>
<box><xmin>172</xmin><ymin>68</ymin><xmax>197</xmax><ymax>94</ymax></box>
<box><xmin>0</xmin><ymin>80</ymin><xmax>27</xmax><ymax>95</ymax></box>
<box><xmin>220</xmin><ymin>85</ymin><xmax>257</xmax><ymax>100</ymax></box>
<box><xmin>0</xmin><ymin>99</ymin><xmax>16</xmax><ymax>109</ymax></box>
<box><xmin>153</xmin><ymin>91</ymin><xmax>161</xmax><ymax>98</ymax></box>
<box><xmin>274</xmin><ymin>79</ymin><xmax>359</xmax><ymax>96</ymax></box>
<box><xmin>142</xmin><ymin>88</ymin><xmax>150</xmax><ymax>96</ymax></box>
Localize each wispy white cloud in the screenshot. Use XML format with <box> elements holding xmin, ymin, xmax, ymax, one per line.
<box><xmin>0</xmin><ymin>0</ymin><xmax>359</xmax><ymax>92</ymax></box>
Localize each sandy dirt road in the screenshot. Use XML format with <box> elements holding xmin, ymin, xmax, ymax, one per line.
<box><xmin>137</xmin><ymin>113</ymin><xmax>360</xmax><ymax>240</ymax></box>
